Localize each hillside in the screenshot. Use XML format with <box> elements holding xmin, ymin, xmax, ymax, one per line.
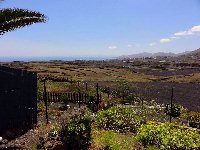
<box><xmin>118</xmin><ymin>48</ymin><xmax>200</xmax><ymax>63</ymax></box>
<box><xmin>178</xmin><ymin>48</ymin><xmax>200</xmax><ymax>61</ymax></box>
<box><xmin>118</xmin><ymin>52</ymin><xmax>176</xmax><ymax>59</ymax></box>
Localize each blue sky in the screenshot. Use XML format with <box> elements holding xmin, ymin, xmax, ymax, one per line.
<box><xmin>0</xmin><ymin>0</ymin><xmax>200</xmax><ymax>57</ymax></box>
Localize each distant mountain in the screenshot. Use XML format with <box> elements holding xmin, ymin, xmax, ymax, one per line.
<box><xmin>152</xmin><ymin>52</ymin><xmax>176</xmax><ymax>57</ymax></box>
<box><xmin>177</xmin><ymin>51</ymin><xmax>191</xmax><ymax>56</ymax></box>
<box><xmin>118</xmin><ymin>49</ymin><xmax>200</xmax><ymax>60</ymax></box>
<box><xmin>177</xmin><ymin>48</ymin><xmax>200</xmax><ymax>60</ymax></box>
<box><xmin>118</xmin><ymin>52</ymin><xmax>176</xmax><ymax>59</ymax></box>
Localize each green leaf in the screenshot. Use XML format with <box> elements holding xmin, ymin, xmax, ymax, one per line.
<box><xmin>0</xmin><ymin>8</ymin><xmax>47</xmax><ymax>35</ymax></box>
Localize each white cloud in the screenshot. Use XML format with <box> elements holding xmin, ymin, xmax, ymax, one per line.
<box><xmin>108</xmin><ymin>45</ymin><xmax>117</xmax><ymax>49</ymax></box>
<box><xmin>149</xmin><ymin>42</ymin><xmax>157</xmax><ymax>46</ymax></box>
<box><xmin>174</xmin><ymin>31</ymin><xmax>193</xmax><ymax>36</ymax></box>
<box><xmin>160</xmin><ymin>38</ymin><xmax>171</xmax><ymax>43</ymax></box>
<box><xmin>127</xmin><ymin>44</ymin><xmax>140</xmax><ymax>48</ymax></box>
<box><xmin>171</xmin><ymin>36</ymin><xmax>180</xmax><ymax>39</ymax></box>
<box><xmin>174</xmin><ymin>25</ymin><xmax>200</xmax><ymax>37</ymax></box>
<box><xmin>152</xmin><ymin>25</ymin><xmax>200</xmax><ymax>45</ymax></box>
<box><xmin>191</xmin><ymin>25</ymin><xmax>200</xmax><ymax>32</ymax></box>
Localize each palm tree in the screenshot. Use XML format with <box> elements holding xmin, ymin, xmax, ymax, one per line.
<box><xmin>0</xmin><ymin>0</ymin><xmax>47</xmax><ymax>36</ymax></box>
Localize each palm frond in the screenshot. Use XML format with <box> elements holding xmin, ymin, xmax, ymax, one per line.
<box><xmin>0</xmin><ymin>8</ymin><xmax>47</xmax><ymax>35</ymax></box>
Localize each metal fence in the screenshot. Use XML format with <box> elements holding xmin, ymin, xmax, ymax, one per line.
<box><xmin>44</xmin><ymin>91</ymin><xmax>101</xmax><ymax>104</ymax></box>
<box><xmin>0</xmin><ymin>66</ymin><xmax>37</xmax><ymax>131</ymax></box>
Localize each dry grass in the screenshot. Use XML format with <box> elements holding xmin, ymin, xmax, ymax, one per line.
<box><xmin>89</xmin><ymin>130</ymin><xmax>144</xmax><ymax>150</ymax></box>
<box><xmin>168</xmin><ymin>73</ymin><xmax>200</xmax><ymax>83</ymax></box>
<box><xmin>29</xmin><ymin>62</ymin><xmax>159</xmax><ymax>82</ymax></box>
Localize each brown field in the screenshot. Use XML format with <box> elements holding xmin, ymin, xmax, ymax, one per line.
<box><xmin>1</xmin><ymin>59</ymin><xmax>200</xmax><ymax>111</ymax></box>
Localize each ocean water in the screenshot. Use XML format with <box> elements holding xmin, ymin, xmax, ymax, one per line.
<box><xmin>0</xmin><ymin>56</ymin><xmax>113</xmax><ymax>62</ymax></box>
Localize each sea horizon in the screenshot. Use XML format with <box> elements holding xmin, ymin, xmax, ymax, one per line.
<box><xmin>0</xmin><ymin>56</ymin><xmax>115</xmax><ymax>62</ymax></box>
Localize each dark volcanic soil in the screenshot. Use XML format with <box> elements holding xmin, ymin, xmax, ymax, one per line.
<box><xmin>134</xmin><ymin>82</ymin><xmax>200</xmax><ymax>111</ymax></box>
<box><xmin>92</xmin><ymin>80</ymin><xmax>200</xmax><ymax>111</ymax></box>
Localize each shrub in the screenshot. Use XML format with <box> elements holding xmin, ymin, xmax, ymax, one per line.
<box><xmin>115</xmin><ymin>80</ymin><xmax>131</xmax><ymax>100</ymax></box>
<box><xmin>87</xmin><ymin>95</ymin><xmax>97</xmax><ymax>112</ymax></box>
<box><xmin>136</xmin><ymin>122</ymin><xmax>200</xmax><ymax>150</ymax></box>
<box><xmin>187</xmin><ymin>112</ymin><xmax>200</xmax><ymax>129</ymax></box>
<box><xmin>182</xmin><ymin>112</ymin><xmax>200</xmax><ymax>129</ymax></box>
<box><xmin>125</xmin><ymin>94</ymin><xmax>136</xmax><ymax>104</ymax></box>
<box><xmin>48</xmin><ymin>123</ymin><xmax>61</xmax><ymax>139</ymax></box>
<box><xmin>165</xmin><ymin>104</ymin><xmax>181</xmax><ymax>118</ymax></box>
<box><xmin>60</xmin><ymin>111</ymin><xmax>92</xmax><ymax>149</ymax></box>
<box><xmin>37</xmin><ymin>101</ymin><xmax>45</xmax><ymax>112</ymax></box>
<box><xmin>59</xmin><ymin>93</ymin><xmax>69</xmax><ymax>110</ymax></box>
<box><xmin>101</xmin><ymin>86</ymin><xmax>110</xmax><ymax>96</ymax></box>
<box><xmin>96</xmin><ymin>105</ymin><xmax>144</xmax><ymax>133</ymax></box>
<box><xmin>132</xmin><ymin>100</ymin><xmax>169</xmax><ymax>123</ymax></box>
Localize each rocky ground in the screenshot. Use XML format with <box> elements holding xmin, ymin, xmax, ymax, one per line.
<box><xmin>0</xmin><ymin>103</ymin><xmax>86</xmax><ymax>150</ymax></box>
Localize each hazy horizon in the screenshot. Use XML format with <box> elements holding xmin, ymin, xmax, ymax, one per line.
<box><xmin>0</xmin><ymin>48</ymin><xmax>196</xmax><ymax>62</ymax></box>
<box><xmin>0</xmin><ymin>55</ymin><xmax>115</xmax><ymax>62</ymax></box>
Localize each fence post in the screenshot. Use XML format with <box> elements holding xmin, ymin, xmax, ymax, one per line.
<box><xmin>108</xmin><ymin>87</ymin><xmax>110</xmax><ymax>98</ymax></box>
<box><xmin>70</xmin><ymin>77</ymin><xmax>73</xmax><ymax>84</ymax></box>
<box><xmin>43</xmin><ymin>78</ymin><xmax>49</xmax><ymax>124</ymax></box>
<box><xmin>85</xmin><ymin>82</ymin><xmax>88</xmax><ymax>91</ymax></box>
<box><xmin>78</xmin><ymin>89</ymin><xmax>81</xmax><ymax>108</ymax></box>
<box><xmin>96</xmin><ymin>83</ymin><xmax>99</xmax><ymax>111</ymax></box>
<box><xmin>170</xmin><ymin>87</ymin><xmax>174</xmax><ymax>123</ymax></box>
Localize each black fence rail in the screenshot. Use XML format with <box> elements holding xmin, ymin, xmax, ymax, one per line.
<box><xmin>0</xmin><ymin>66</ymin><xmax>37</xmax><ymax>131</ymax></box>
<box><xmin>44</xmin><ymin>92</ymin><xmax>102</xmax><ymax>105</ymax></box>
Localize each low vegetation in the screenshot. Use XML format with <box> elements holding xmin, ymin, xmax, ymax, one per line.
<box><xmin>136</xmin><ymin>122</ymin><xmax>200</xmax><ymax>150</ymax></box>
<box><xmin>90</xmin><ymin>130</ymin><xmax>143</xmax><ymax>150</ymax></box>
<box><xmin>59</xmin><ymin>110</ymin><xmax>92</xmax><ymax>149</ymax></box>
<box><xmin>181</xmin><ymin>111</ymin><xmax>200</xmax><ymax>129</ymax></box>
<box><xmin>96</xmin><ymin>105</ymin><xmax>144</xmax><ymax>133</ymax></box>
<box><xmin>1</xmin><ymin>59</ymin><xmax>200</xmax><ymax>149</ymax></box>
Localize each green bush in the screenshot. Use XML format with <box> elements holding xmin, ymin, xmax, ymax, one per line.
<box><xmin>87</xmin><ymin>95</ymin><xmax>97</xmax><ymax>112</ymax></box>
<box><xmin>132</xmin><ymin>100</ymin><xmax>169</xmax><ymax>123</ymax></box>
<box><xmin>165</xmin><ymin>104</ymin><xmax>181</xmax><ymax>118</ymax></box>
<box><xmin>115</xmin><ymin>80</ymin><xmax>132</xmax><ymax>100</ymax></box>
<box><xmin>182</xmin><ymin>112</ymin><xmax>200</xmax><ymax>129</ymax></box>
<box><xmin>96</xmin><ymin>105</ymin><xmax>144</xmax><ymax>133</ymax></box>
<box><xmin>125</xmin><ymin>94</ymin><xmax>136</xmax><ymax>104</ymax></box>
<box><xmin>60</xmin><ymin>111</ymin><xmax>92</xmax><ymax>149</ymax></box>
<box><xmin>48</xmin><ymin>123</ymin><xmax>61</xmax><ymax>138</ymax></box>
<box><xmin>59</xmin><ymin>93</ymin><xmax>69</xmax><ymax>109</ymax></box>
<box><xmin>136</xmin><ymin>122</ymin><xmax>200</xmax><ymax>150</ymax></box>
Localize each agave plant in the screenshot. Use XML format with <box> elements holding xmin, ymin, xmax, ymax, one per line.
<box><xmin>0</xmin><ymin>0</ymin><xmax>47</xmax><ymax>35</ymax></box>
